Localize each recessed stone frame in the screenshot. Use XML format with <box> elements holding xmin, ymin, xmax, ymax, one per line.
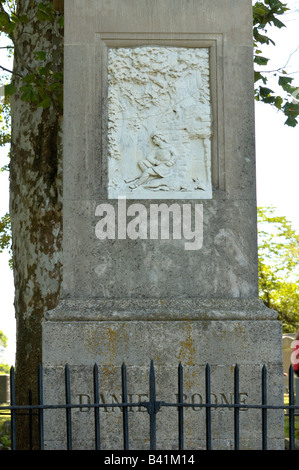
<box><xmin>96</xmin><ymin>33</ymin><xmax>224</xmax><ymax>198</ymax></box>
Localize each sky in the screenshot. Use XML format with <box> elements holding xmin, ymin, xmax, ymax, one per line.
<box><xmin>0</xmin><ymin>3</ymin><xmax>299</xmax><ymax>366</ymax></box>
<box><xmin>255</xmin><ymin>1</ymin><xmax>299</xmax><ymax>232</ymax></box>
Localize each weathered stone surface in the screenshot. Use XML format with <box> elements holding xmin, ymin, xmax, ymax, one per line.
<box><xmin>42</xmin><ymin>318</ymin><xmax>284</xmax><ymax>450</ymax></box>
<box><xmin>42</xmin><ymin>0</ymin><xmax>285</xmax><ymax>450</ymax></box>
<box><xmin>42</xmin><ymin>362</ymin><xmax>284</xmax><ymax>450</ymax></box>
<box><xmin>46</xmin><ymin>297</ymin><xmax>277</xmax><ymax>322</ymax></box>
<box><xmin>61</xmin><ymin>198</ymin><xmax>260</xmax><ymax>300</ymax></box>
<box><xmin>61</xmin><ymin>0</ymin><xmax>258</xmax><ymax>302</ymax></box>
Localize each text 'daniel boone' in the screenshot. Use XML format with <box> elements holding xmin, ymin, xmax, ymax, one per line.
<box><xmin>107</xmin><ymin>46</ymin><xmax>212</xmax><ymax>200</ymax></box>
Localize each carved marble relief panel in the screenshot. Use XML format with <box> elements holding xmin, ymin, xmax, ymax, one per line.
<box><xmin>107</xmin><ymin>46</ymin><xmax>212</xmax><ymax>199</ymax></box>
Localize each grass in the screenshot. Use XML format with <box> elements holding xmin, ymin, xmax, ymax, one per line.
<box><xmin>284</xmin><ymin>394</ymin><xmax>299</xmax><ymax>441</ymax></box>
<box><xmin>0</xmin><ymin>405</ymin><xmax>11</xmax><ymax>450</ymax></box>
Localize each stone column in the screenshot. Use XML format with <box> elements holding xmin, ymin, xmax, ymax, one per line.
<box><xmin>42</xmin><ymin>0</ymin><xmax>284</xmax><ymax>450</ymax></box>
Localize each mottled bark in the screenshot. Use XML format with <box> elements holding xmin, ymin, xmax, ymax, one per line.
<box><xmin>10</xmin><ymin>0</ymin><xmax>63</xmax><ymax>449</ymax></box>
<box><xmin>54</xmin><ymin>0</ymin><xmax>64</xmax><ymax>13</ymax></box>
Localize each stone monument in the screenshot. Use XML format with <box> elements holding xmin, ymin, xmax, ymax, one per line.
<box><xmin>42</xmin><ymin>0</ymin><xmax>285</xmax><ymax>450</ymax></box>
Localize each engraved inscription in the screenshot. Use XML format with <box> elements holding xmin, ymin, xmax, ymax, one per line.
<box><xmin>107</xmin><ymin>46</ymin><xmax>212</xmax><ymax>199</ymax></box>
<box><xmin>77</xmin><ymin>392</ymin><xmax>249</xmax><ymax>412</ymax></box>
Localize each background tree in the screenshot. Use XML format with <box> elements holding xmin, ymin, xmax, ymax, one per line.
<box><xmin>253</xmin><ymin>0</ymin><xmax>299</xmax><ymax>126</ymax></box>
<box><xmin>0</xmin><ymin>330</ymin><xmax>9</xmax><ymax>374</ymax></box>
<box><xmin>0</xmin><ymin>213</ymin><xmax>12</xmax><ymax>268</ymax></box>
<box><xmin>258</xmin><ymin>206</ymin><xmax>299</xmax><ymax>332</ymax></box>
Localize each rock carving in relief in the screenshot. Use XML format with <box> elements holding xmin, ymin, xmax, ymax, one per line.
<box><xmin>107</xmin><ymin>46</ymin><xmax>212</xmax><ymax>199</ymax></box>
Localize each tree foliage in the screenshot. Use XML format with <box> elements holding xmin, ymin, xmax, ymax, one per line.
<box><xmin>258</xmin><ymin>207</ymin><xmax>299</xmax><ymax>332</ymax></box>
<box><xmin>253</xmin><ymin>0</ymin><xmax>299</xmax><ymax>127</ymax></box>
<box><xmin>0</xmin><ymin>1</ymin><xmax>63</xmax><ymax>111</ymax></box>
<box><xmin>0</xmin><ymin>212</ymin><xmax>12</xmax><ymax>267</ymax></box>
<box><xmin>0</xmin><ymin>330</ymin><xmax>9</xmax><ymax>374</ymax></box>
<box><xmin>0</xmin><ymin>1</ymin><xmax>296</xmax><ymax>126</ymax></box>
<box><xmin>0</xmin><ymin>103</ymin><xmax>10</xmax><ymax>150</ymax></box>
<box><xmin>0</xmin><ymin>212</ymin><xmax>10</xmax><ymax>252</ymax></box>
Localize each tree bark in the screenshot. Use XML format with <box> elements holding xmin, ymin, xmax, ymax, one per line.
<box><xmin>53</xmin><ymin>0</ymin><xmax>64</xmax><ymax>13</ymax></box>
<box><xmin>10</xmin><ymin>0</ymin><xmax>63</xmax><ymax>449</ymax></box>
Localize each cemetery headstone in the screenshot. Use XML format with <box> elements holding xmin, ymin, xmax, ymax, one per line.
<box><xmin>0</xmin><ymin>375</ymin><xmax>10</xmax><ymax>404</ymax></box>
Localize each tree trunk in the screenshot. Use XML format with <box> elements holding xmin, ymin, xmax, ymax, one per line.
<box><xmin>10</xmin><ymin>0</ymin><xmax>63</xmax><ymax>449</ymax></box>
<box><xmin>53</xmin><ymin>0</ymin><xmax>64</xmax><ymax>13</ymax></box>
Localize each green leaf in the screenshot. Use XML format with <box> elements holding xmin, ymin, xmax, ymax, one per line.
<box><xmin>0</xmin><ymin>213</ymin><xmax>11</xmax><ymax>253</ymax></box>
<box><xmin>253</xmin><ymin>28</ymin><xmax>275</xmax><ymax>45</ymax></box>
<box><xmin>272</xmin><ymin>17</ymin><xmax>285</xmax><ymax>28</ymax></box>
<box><xmin>18</xmin><ymin>15</ymin><xmax>29</xmax><ymax>24</ymax></box>
<box><xmin>254</xmin><ymin>7</ymin><xmax>268</xmax><ymax>16</ymax></box>
<box><xmin>285</xmin><ymin>116</ymin><xmax>298</xmax><ymax>127</ymax></box>
<box><xmin>38</xmin><ymin>2</ymin><xmax>54</xmax><ymax>11</ymax></box>
<box><xmin>37</xmin><ymin>2</ymin><xmax>55</xmax><ymax>22</ymax></box>
<box><xmin>20</xmin><ymin>84</ymin><xmax>39</xmax><ymax>103</ymax></box>
<box><xmin>259</xmin><ymin>86</ymin><xmax>274</xmax><ymax>97</ymax></box>
<box><xmin>254</xmin><ymin>55</ymin><xmax>269</xmax><ymax>66</ymax></box>
<box><xmin>274</xmin><ymin>96</ymin><xmax>283</xmax><ymax>109</ymax></box>
<box><xmin>263</xmin><ymin>95</ymin><xmax>276</xmax><ymax>104</ymax></box>
<box><xmin>254</xmin><ymin>71</ymin><xmax>267</xmax><ymax>84</ymax></box>
<box><xmin>4</xmin><ymin>83</ymin><xmax>16</xmax><ymax>97</ymax></box>
<box><xmin>39</xmin><ymin>96</ymin><xmax>50</xmax><ymax>108</ymax></box>
<box><xmin>36</xmin><ymin>10</ymin><xmax>50</xmax><ymax>21</ymax></box>
<box><xmin>278</xmin><ymin>76</ymin><xmax>293</xmax><ymax>88</ymax></box>
<box><xmin>34</xmin><ymin>50</ymin><xmax>47</xmax><ymax>61</ymax></box>
<box><xmin>0</xmin><ymin>11</ymin><xmax>8</xmax><ymax>27</ymax></box>
<box><xmin>283</xmin><ymin>102</ymin><xmax>299</xmax><ymax>117</ymax></box>
<box><xmin>37</xmin><ymin>63</ymin><xmax>51</xmax><ymax>76</ymax></box>
<box><xmin>21</xmin><ymin>74</ymin><xmax>36</xmax><ymax>84</ymax></box>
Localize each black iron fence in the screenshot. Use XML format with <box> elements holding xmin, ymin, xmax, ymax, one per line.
<box><xmin>1</xmin><ymin>361</ymin><xmax>299</xmax><ymax>451</ymax></box>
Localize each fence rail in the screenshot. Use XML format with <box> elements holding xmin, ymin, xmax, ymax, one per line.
<box><xmin>1</xmin><ymin>361</ymin><xmax>298</xmax><ymax>451</ymax></box>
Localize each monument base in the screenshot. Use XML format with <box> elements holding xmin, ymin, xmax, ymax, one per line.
<box><xmin>42</xmin><ymin>298</ymin><xmax>285</xmax><ymax>450</ymax></box>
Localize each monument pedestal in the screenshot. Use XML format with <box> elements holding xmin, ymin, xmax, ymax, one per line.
<box><xmin>42</xmin><ymin>0</ymin><xmax>285</xmax><ymax>451</ymax></box>
<box><xmin>42</xmin><ymin>298</ymin><xmax>284</xmax><ymax>450</ymax></box>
